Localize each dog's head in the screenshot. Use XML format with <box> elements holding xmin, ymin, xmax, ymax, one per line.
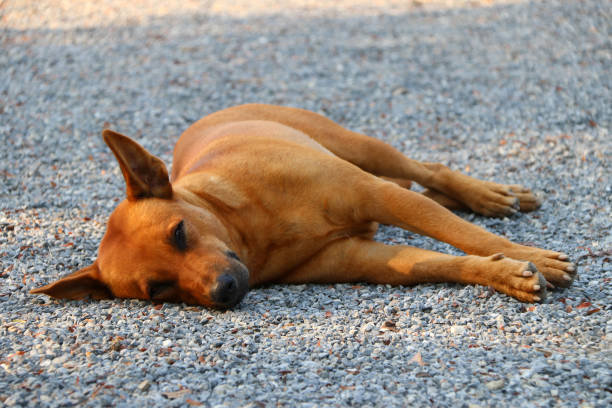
<box><xmin>31</xmin><ymin>130</ymin><xmax>249</xmax><ymax>309</ymax></box>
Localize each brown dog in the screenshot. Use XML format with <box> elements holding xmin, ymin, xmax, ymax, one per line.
<box><xmin>31</xmin><ymin>104</ymin><xmax>576</xmax><ymax>308</ymax></box>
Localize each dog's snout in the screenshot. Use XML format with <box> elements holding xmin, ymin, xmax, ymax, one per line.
<box><xmin>210</xmin><ymin>273</ymin><xmax>239</xmax><ymax>305</ymax></box>
<box><xmin>217</xmin><ymin>273</ymin><xmax>237</xmax><ymax>293</ymax></box>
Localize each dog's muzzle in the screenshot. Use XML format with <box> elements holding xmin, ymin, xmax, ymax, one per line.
<box><xmin>209</xmin><ymin>256</ymin><xmax>249</xmax><ymax>308</ymax></box>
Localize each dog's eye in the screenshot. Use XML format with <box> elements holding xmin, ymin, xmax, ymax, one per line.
<box><xmin>173</xmin><ymin>220</ymin><xmax>187</xmax><ymax>251</ymax></box>
<box><xmin>226</xmin><ymin>250</ymin><xmax>241</xmax><ymax>262</ymax></box>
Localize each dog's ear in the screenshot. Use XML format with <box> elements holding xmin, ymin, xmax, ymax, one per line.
<box><xmin>30</xmin><ymin>263</ymin><xmax>113</xmax><ymax>300</ymax></box>
<box><xmin>102</xmin><ymin>129</ymin><xmax>173</xmax><ymax>201</ymax></box>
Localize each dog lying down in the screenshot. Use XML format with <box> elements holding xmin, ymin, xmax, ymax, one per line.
<box><xmin>31</xmin><ymin>104</ymin><xmax>576</xmax><ymax>309</ymax></box>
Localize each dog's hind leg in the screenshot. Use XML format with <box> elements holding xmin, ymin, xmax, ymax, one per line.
<box><xmin>237</xmin><ymin>105</ymin><xmax>540</xmax><ymax>216</ymax></box>
<box><xmin>216</xmin><ymin>105</ymin><xmax>539</xmax><ymax>216</ymax></box>
<box><xmin>280</xmin><ymin>237</ymin><xmax>546</xmax><ymax>302</ymax></box>
<box><xmin>315</xmin><ymin>125</ymin><xmax>541</xmax><ymax>217</ymax></box>
<box><xmin>421</xmin><ymin>189</ymin><xmax>466</xmax><ymax>211</ymax></box>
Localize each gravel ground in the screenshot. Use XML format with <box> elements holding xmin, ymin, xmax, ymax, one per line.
<box><xmin>1</xmin><ymin>0</ymin><xmax>611</xmax><ymax>406</ymax></box>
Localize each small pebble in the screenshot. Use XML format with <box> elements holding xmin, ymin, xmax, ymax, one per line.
<box><xmin>486</xmin><ymin>380</ymin><xmax>505</xmax><ymax>391</ymax></box>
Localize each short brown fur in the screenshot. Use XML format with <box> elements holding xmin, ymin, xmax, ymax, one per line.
<box><xmin>31</xmin><ymin>104</ymin><xmax>576</xmax><ymax>308</ymax></box>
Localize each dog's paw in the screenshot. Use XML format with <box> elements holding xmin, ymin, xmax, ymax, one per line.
<box><xmin>445</xmin><ymin>171</ymin><xmax>541</xmax><ymax>217</ymax></box>
<box><xmin>481</xmin><ymin>254</ymin><xmax>547</xmax><ymax>303</ymax></box>
<box><xmin>505</xmin><ymin>184</ymin><xmax>542</xmax><ymax>212</ymax></box>
<box><xmin>467</xmin><ymin>182</ymin><xmax>541</xmax><ymax>217</ymax></box>
<box><xmin>534</xmin><ymin>251</ymin><xmax>576</xmax><ymax>288</ymax></box>
<box><xmin>505</xmin><ymin>246</ymin><xmax>576</xmax><ymax>288</ymax></box>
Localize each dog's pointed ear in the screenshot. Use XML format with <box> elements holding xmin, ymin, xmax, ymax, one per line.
<box><xmin>102</xmin><ymin>129</ymin><xmax>173</xmax><ymax>201</ymax></box>
<box><xmin>30</xmin><ymin>263</ymin><xmax>113</xmax><ymax>300</ymax></box>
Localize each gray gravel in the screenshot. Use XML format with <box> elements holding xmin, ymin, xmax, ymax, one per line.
<box><xmin>1</xmin><ymin>0</ymin><xmax>611</xmax><ymax>406</ymax></box>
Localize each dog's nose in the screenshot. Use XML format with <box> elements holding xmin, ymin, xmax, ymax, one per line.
<box><xmin>210</xmin><ymin>273</ymin><xmax>239</xmax><ymax>305</ymax></box>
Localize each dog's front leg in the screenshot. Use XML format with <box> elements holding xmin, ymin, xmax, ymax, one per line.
<box><xmin>362</xmin><ymin>181</ymin><xmax>576</xmax><ymax>288</ymax></box>
<box><xmin>280</xmin><ymin>237</ymin><xmax>546</xmax><ymax>302</ymax></box>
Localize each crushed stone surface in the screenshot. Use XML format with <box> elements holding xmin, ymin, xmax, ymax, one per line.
<box><xmin>1</xmin><ymin>0</ymin><xmax>610</xmax><ymax>406</ymax></box>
